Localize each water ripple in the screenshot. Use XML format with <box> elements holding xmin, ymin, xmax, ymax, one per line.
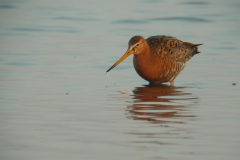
<box><xmin>53</xmin><ymin>16</ymin><xmax>99</xmax><ymax>22</ymax></box>
<box><xmin>180</xmin><ymin>2</ymin><xmax>210</xmax><ymax>5</ymax></box>
<box><xmin>0</xmin><ymin>5</ymin><xmax>15</xmax><ymax>9</ymax></box>
<box><xmin>113</xmin><ymin>16</ymin><xmax>211</xmax><ymax>25</ymax></box>
<box><xmin>112</xmin><ymin>19</ymin><xmax>149</xmax><ymax>24</ymax></box>
<box><xmin>12</xmin><ymin>27</ymin><xmax>80</xmax><ymax>34</ymax></box>
<box><xmin>6</xmin><ymin>62</ymin><xmax>35</xmax><ymax>66</ymax></box>
<box><xmin>150</xmin><ymin>17</ymin><xmax>212</xmax><ymax>23</ymax></box>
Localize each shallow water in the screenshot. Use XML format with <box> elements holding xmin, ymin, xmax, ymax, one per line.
<box><xmin>1</xmin><ymin>0</ymin><xmax>240</xmax><ymax>160</ymax></box>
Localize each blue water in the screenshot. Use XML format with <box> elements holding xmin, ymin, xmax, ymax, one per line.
<box><xmin>0</xmin><ymin>0</ymin><xmax>240</xmax><ymax>160</ymax></box>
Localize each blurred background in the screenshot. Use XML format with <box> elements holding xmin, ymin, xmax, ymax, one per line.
<box><xmin>0</xmin><ymin>0</ymin><xmax>240</xmax><ymax>160</ymax></box>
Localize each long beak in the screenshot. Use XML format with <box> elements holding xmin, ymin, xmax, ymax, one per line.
<box><xmin>106</xmin><ymin>49</ymin><xmax>133</xmax><ymax>73</ymax></box>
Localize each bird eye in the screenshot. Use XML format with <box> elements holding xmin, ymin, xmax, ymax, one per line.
<box><xmin>136</xmin><ymin>43</ymin><xmax>139</xmax><ymax>47</ymax></box>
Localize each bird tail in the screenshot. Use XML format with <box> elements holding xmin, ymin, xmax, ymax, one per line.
<box><xmin>192</xmin><ymin>44</ymin><xmax>203</xmax><ymax>56</ymax></box>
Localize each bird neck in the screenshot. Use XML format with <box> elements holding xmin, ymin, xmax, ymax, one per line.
<box><xmin>134</xmin><ymin>45</ymin><xmax>151</xmax><ymax>63</ymax></box>
<box><xmin>133</xmin><ymin>46</ymin><xmax>155</xmax><ymax>81</ymax></box>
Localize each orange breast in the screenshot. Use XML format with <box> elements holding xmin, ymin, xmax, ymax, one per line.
<box><xmin>133</xmin><ymin>54</ymin><xmax>185</xmax><ymax>84</ymax></box>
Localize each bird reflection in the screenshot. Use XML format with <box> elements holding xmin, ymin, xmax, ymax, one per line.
<box><xmin>125</xmin><ymin>84</ymin><xmax>197</xmax><ymax>124</ymax></box>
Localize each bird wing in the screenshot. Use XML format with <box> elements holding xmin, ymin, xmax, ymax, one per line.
<box><xmin>146</xmin><ymin>35</ymin><xmax>198</xmax><ymax>64</ymax></box>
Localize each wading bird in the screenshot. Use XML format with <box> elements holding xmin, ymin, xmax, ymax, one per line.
<box><xmin>106</xmin><ymin>35</ymin><xmax>202</xmax><ymax>86</ymax></box>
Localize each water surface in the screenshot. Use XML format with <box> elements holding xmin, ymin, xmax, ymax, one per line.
<box><xmin>0</xmin><ymin>0</ymin><xmax>240</xmax><ymax>160</ymax></box>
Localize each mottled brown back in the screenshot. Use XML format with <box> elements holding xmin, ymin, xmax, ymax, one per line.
<box><xmin>146</xmin><ymin>35</ymin><xmax>201</xmax><ymax>64</ymax></box>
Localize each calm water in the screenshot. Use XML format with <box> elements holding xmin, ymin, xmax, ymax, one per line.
<box><xmin>1</xmin><ymin>0</ymin><xmax>240</xmax><ymax>159</ymax></box>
